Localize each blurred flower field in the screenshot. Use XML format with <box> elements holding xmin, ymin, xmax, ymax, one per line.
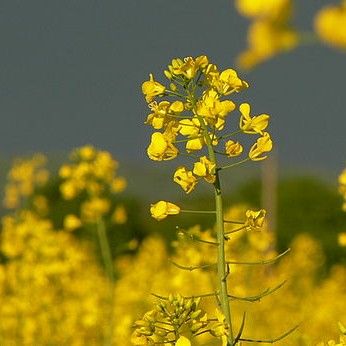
<box><xmin>0</xmin><ymin>148</ymin><xmax>345</xmax><ymax>345</ymax></box>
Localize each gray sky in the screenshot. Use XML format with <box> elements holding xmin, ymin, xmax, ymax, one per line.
<box><xmin>1</xmin><ymin>0</ymin><xmax>345</xmax><ymax>175</ymax></box>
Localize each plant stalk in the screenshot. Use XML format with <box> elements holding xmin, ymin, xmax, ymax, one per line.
<box><xmin>97</xmin><ymin>218</ymin><xmax>115</xmax><ymax>346</ymax></box>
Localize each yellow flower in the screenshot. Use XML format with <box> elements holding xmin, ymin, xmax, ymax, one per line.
<box><xmin>175</xmin><ymin>336</ymin><xmax>191</xmax><ymax>346</ymax></box>
<box><xmin>81</xmin><ymin>197</ymin><xmax>110</xmax><ymax>223</ymax></box>
<box><xmin>186</xmin><ymin>137</ymin><xmax>204</xmax><ymax>152</ymax></box>
<box><xmin>314</xmin><ymin>2</ymin><xmax>346</xmax><ymax>50</ymax></box>
<box><xmin>173</xmin><ymin>167</ymin><xmax>197</xmax><ymax>193</ymax></box>
<box><xmin>64</xmin><ymin>214</ymin><xmax>82</xmax><ymax>231</ymax></box>
<box><xmin>193</xmin><ymin>156</ymin><xmax>216</xmax><ymax>183</ymax></box>
<box><xmin>196</xmin><ymin>89</ymin><xmax>235</xmax><ymax>129</ymax></box>
<box><xmin>147</xmin><ymin>132</ymin><xmax>178</xmax><ymax>161</ymax></box>
<box><xmin>212</xmin><ymin>68</ymin><xmax>249</xmax><ymax>95</ymax></box>
<box><xmin>225</xmin><ymin>140</ymin><xmax>243</xmax><ymax>157</ymax></box>
<box><xmin>236</xmin><ymin>20</ymin><xmax>298</xmax><ymax>70</ymax></box>
<box><xmin>239</xmin><ymin>103</ymin><xmax>270</xmax><ymax>134</ymax></box>
<box><xmin>78</xmin><ymin>145</ymin><xmax>96</xmax><ymax>161</ymax></box>
<box><xmin>150</xmin><ymin>201</ymin><xmax>180</xmax><ymax>221</ymax></box>
<box><xmin>338</xmin><ymin>232</ymin><xmax>346</xmax><ymax>247</ymax></box>
<box><xmin>235</xmin><ymin>0</ymin><xmax>292</xmax><ymax>22</ymax></box>
<box><xmin>167</xmin><ymin>55</ymin><xmax>209</xmax><ymax>79</ymax></box>
<box><xmin>112</xmin><ymin>205</ymin><xmax>127</xmax><ymax>224</ymax></box>
<box><xmin>142</xmin><ymin>74</ymin><xmax>166</xmax><ymax>103</ymax></box>
<box><xmin>249</xmin><ymin>132</ymin><xmax>273</xmax><ymax>161</ymax></box>
<box><xmin>245</xmin><ymin>209</ymin><xmax>266</xmax><ymax>229</ymax></box>
<box><xmin>146</xmin><ymin>101</ymin><xmax>184</xmax><ymax>130</ymax></box>
<box><xmin>111</xmin><ymin>176</ymin><xmax>127</xmax><ymax>193</ymax></box>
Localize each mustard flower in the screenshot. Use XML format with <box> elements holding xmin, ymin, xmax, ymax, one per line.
<box><xmin>245</xmin><ymin>209</ymin><xmax>266</xmax><ymax>229</ymax></box>
<box><xmin>81</xmin><ymin>197</ymin><xmax>110</xmax><ymax>223</ymax></box>
<box><xmin>147</xmin><ymin>132</ymin><xmax>178</xmax><ymax>161</ymax></box>
<box><xmin>150</xmin><ymin>200</ymin><xmax>180</xmax><ymax>221</ymax></box>
<box><xmin>142</xmin><ymin>74</ymin><xmax>166</xmax><ymax>103</ymax></box>
<box><xmin>196</xmin><ymin>89</ymin><xmax>235</xmax><ymax>129</ymax></box>
<box><xmin>112</xmin><ymin>205</ymin><xmax>127</xmax><ymax>224</ymax></box>
<box><xmin>235</xmin><ymin>0</ymin><xmax>292</xmax><ymax>22</ymax></box>
<box><xmin>173</xmin><ymin>166</ymin><xmax>197</xmax><ymax>193</ymax></box>
<box><xmin>314</xmin><ymin>2</ymin><xmax>346</xmax><ymax>50</ymax></box>
<box><xmin>179</xmin><ymin>118</ymin><xmax>201</xmax><ymax>137</ymax></box>
<box><xmin>239</xmin><ymin>103</ymin><xmax>270</xmax><ymax>134</ymax></box>
<box><xmin>225</xmin><ymin>140</ymin><xmax>243</xmax><ymax>157</ymax></box>
<box><xmin>339</xmin><ymin>168</ymin><xmax>346</xmax><ymax>211</ymax></box>
<box><xmin>166</xmin><ymin>55</ymin><xmax>209</xmax><ymax>79</ymax></box>
<box><xmin>237</xmin><ymin>20</ymin><xmax>298</xmax><ymax>70</ymax></box>
<box><xmin>212</xmin><ymin>68</ymin><xmax>249</xmax><ymax>95</ymax></box>
<box><xmin>338</xmin><ymin>232</ymin><xmax>346</xmax><ymax>247</ymax></box>
<box><xmin>249</xmin><ymin>132</ymin><xmax>273</xmax><ymax>161</ymax></box>
<box><xmin>250</xmin><ymin>138</ymin><xmax>269</xmax><ymax>162</ymax></box>
<box><xmin>193</xmin><ymin>156</ymin><xmax>216</xmax><ymax>184</ymax></box>
<box><xmin>146</xmin><ymin>100</ymin><xmax>184</xmax><ymax>130</ymax></box>
<box><xmin>63</xmin><ymin>214</ymin><xmax>82</xmax><ymax>231</ymax></box>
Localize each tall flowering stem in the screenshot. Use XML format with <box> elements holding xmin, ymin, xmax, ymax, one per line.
<box><xmin>139</xmin><ymin>56</ymin><xmax>279</xmax><ymax>346</ymax></box>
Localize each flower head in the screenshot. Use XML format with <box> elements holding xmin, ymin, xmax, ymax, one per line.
<box><xmin>147</xmin><ymin>132</ymin><xmax>178</xmax><ymax>161</ymax></box>
<box><xmin>150</xmin><ymin>201</ymin><xmax>180</xmax><ymax>221</ymax></box>
<box><xmin>239</xmin><ymin>103</ymin><xmax>270</xmax><ymax>134</ymax></box>
<box><xmin>314</xmin><ymin>2</ymin><xmax>346</xmax><ymax>50</ymax></box>
<box><xmin>249</xmin><ymin>132</ymin><xmax>273</xmax><ymax>161</ymax></box>
<box><xmin>245</xmin><ymin>209</ymin><xmax>266</xmax><ymax>230</ymax></box>
<box><xmin>225</xmin><ymin>140</ymin><xmax>243</xmax><ymax>157</ymax></box>
<box><xmin>142</xmin><ymin>74</ymin><xmax>166</xmax><ymax>103</ymax></box>
<box><xmin>193</xmin><ymin>156</ymin><xmax>216</xmax><ymax>184</ymax></box>
<box><xmin>174</xmin><ymin>167</ymin><xmax>197</xmax><ymax>193</ymax></box>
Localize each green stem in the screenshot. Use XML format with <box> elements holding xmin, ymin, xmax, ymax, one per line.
<box><xmin>96</xmin><ymin>218</ymin><xmax>115</xmax><ymax>346</ymax></box>
<box><xmin>194</xmin><ymin>110</ymin><xmax>234</xmax><ymax>345</ymax></box>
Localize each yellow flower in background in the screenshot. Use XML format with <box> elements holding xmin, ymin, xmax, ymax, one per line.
<box><xmin>225</xmin><ymin>140</ymin><xmax>243</xmax><ymax>157</ymax></box>
<box><xmin>193</xmin><ymin>156</ymin><xmax>216</xmax><ymax>183</ymax></box>
<box><xmin>174</xmin><ymin>166</ymin><xmax>197</xmax><ymax>193</ymax></box>
<box><xmin>338</xmin><ymin>168</ymin><xmax>346</xmax><ymax>211</ymax></box>
<box><xmin>239</xmin><ymin>102</ymin><xmax>270</xmax><ymax>134</ymax></box>
<box><xmin>112</xmin><ymin>205</ymin><xmax>127</xmax><ymax>224</ymax></box>
<box><xmin>81</xmin><ymin>197</ymin><xmax>110</xmax><ymax>223</ymax></box>
<box><xmin>78</xmin><ymin>145</ymin><xmax>96</xmax><ymax>161</ymax></box>
<box><xmin>64</xmin><ymin>214</ymin><xmax>82</xmax><ymax>231</ymax></box>
<box><xmin>249</xmin><ymin>132</ymin><xmax>273</xmax><ymax>161</ymax></box>
<box><xmin>150</xmin><ymin>201</ymin><xmax>180</xmax><ymax>221</ymax></box>
<box><xmin>237</xmin><ymin>20</ymin><xmax>298</xmax><ymax>70</ymax></box>
<box><xmin>314</xmin><ymin>1</ymin><xmax>346</xmax><ymax>50</ymax></box>
<box><xmin>142</xmin><ymin>73</ymin><xmax>166</xmax><ymax>103</ymax></box>
<box><xmin>111</xmin><ymin>176</ymin><xmax>127</xmax><ymax>193</ymax></box>
<box><xmin>147</xmin><ymin>132</ymin><xmax>178</xmax><ymax>161</ymax></box>
<box><xmin>338</xmin><ymin>232</ymin><xmax>346</xmax><ymax>247</ymax></box>
<box><xmin>235</xmin><ymin>0</ymin><xmax>292</xmax><ymax>22</ymax></box>
<box><xmin>245</xmin><ymin>209</ymin><xmax>266</xmax><ymax>230</ymax></box>
<box><xmin>3</xmin><ymin>154</ymin><xmax>49</xmax><ymax>209</ymax></box>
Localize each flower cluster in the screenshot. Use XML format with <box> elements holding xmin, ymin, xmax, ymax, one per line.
<box><xmin>132</xmin><ymin>293</ymin><xmax>229</xmax><ymax>346</ymax></box>
<box><xmin>59</xmin><ymin>145</ymin><xmax>127</xmax><ymax>225</ymax></box>
<box><xmin>0</xmin><ymin>211</ymin><xmax>109</xmax><ymax>344</ymax></box>
<box><xmin>314</xmin><ymin>1</ymin><xmax>346</xmax><ymax>50</ymax></box>
<box><xmin>142</xmin><ymin>56</ymin><xmax>273</xmax><ymax>218</ymax></box>
<box><xmin>3</xmin><ymin>154</ymin><xmax>49</xmax><ymax>209</ymax></box>
<box><xmin>234</xmin><ymin>0</ymin><xmax>298</xmax><ymax>70</ymax></box>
